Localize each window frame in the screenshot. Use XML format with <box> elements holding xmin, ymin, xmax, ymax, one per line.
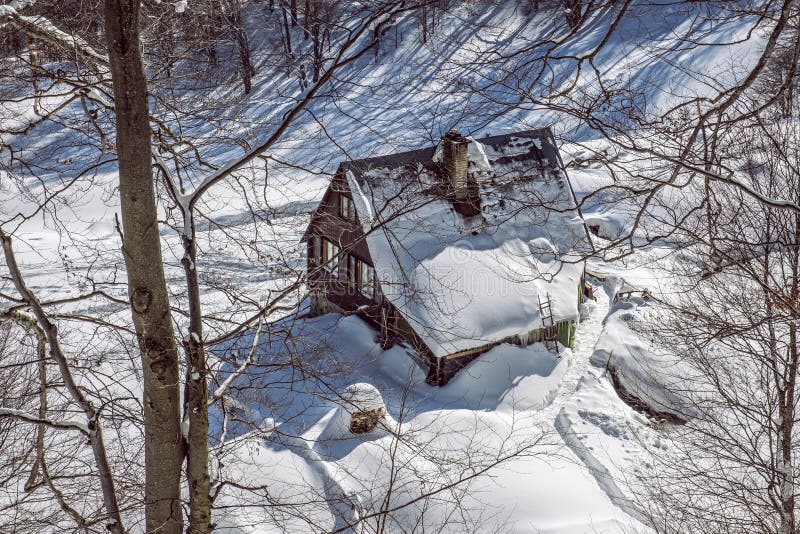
<box><xmin>349</xmin><ymin>257</ymin><xmax>375</xmax><ymax>298</ymax></box>
<box><xmin>320</xmin><ymin>237</ymin><xmax>340</xmax><ymax>275</ymax></box>
<box><xmin>339</xmin><ymin>195</ymin><xmax>355</xmax><ymax>221</ymax></box>
<box><xmin>360</xmin><ymin>262</ymin><xmax>375</xmax><ymax>298</ymax></box>
<box><xmin>312</xmin><ymin>236</ymin><xmax>321</xmax><ymax>265</ymax></box>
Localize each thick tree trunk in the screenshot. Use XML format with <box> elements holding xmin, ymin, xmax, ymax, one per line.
<box><xmin>780</xmin><ymin>212</ymin><xmax>800</xmax><ymax>534</ymax></box>
<box><xmin>103</xmin><ymin>2</ymin><xmax>184</xmax><ymax>533</ymax></box>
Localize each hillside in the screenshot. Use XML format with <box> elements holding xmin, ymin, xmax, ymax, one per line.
<box><xmin>0</xmin><ymin>0</ymin><xmax>787</xmax><ymax>532</ymax></box>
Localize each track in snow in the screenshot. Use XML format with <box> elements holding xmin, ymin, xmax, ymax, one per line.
<box><xmin>537</xmin><ymin>281</ymin><xmax>611</xmax><ymax>423</ymax></box>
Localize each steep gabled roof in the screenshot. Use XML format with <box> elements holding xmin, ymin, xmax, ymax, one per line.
<box><xmin>323</xmin><ymin>128</ymin><xmax>592</xmax><ymax>357</ymax></box>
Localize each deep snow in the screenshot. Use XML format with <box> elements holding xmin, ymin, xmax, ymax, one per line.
<box><xmin>0</xmin><ymin>0</ymin><xmax>773</xmax><ymax>531</ymax></box>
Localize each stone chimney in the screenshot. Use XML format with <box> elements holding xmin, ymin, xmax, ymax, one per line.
<box><xmin>441</xmin><ymin>129</ymin><xmax>470</xmax><ymax>201</ymax></box>
<box><xmin>440</xmin><ymin>130</ymin><xmax>481</xmax><ymax>217</ymax></box>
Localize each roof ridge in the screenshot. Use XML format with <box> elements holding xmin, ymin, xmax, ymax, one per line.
<box><xmin>340</xmin><ymin>127</ymin><xmax>554</xmax><ymax>170</ymax></box>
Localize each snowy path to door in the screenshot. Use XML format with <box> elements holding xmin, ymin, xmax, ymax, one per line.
<box><xmin>539</xmin><ymin>282</ymin><xmax>611</xmax><ymax>424</ymax></box>
<box><xmin>459</xmin><ymin>279</ymin><xmax>650</xmax><ymax>532</ymax></box>
<box><xmin>548</xmin><ymin>282</ymin><xmax>649</xmax><ymax>525</ymax></box>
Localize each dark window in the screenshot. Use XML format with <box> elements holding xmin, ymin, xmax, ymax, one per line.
<box><xmin>320</xmin><ymin>237</ymin><xmax>340</xmax><ymax>275</ymax></box>
<box><xmin>339</xmin><ymin>195</ymin><xmax>355</xmax><ymax>221</ymax></box>
<box><xmin>348</xmin><ymin>257</ymin><xmax>375</xmax><ymax>298</ymax></box>
<box><xmin>360</xmin><ymin>262</ymin><xmax>375</xmax><ymax>298</ymax></box>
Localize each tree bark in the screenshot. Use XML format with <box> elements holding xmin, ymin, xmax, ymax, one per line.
<box><xmin>564</xmin><ymin>0</ymin><xmax>582</xmax><ymax>29</ymax></box>
<box><xmin>103</xmin><ymin>1</ymin><xmax>184</xmax><ymax>533</ymax></box>
<box><xmin>779</xmin><ymin>209</ymin><xmax>800</xmax><ymax>534</ymax></box>
<box><xmin>182</xmin><ymin>226</ymin><xmax>212</xmax><ymax>534</ymax></box>
<box><xmin>312</xmin><ymin>19</ymin><xmax>321</xmax><ymax>82</ymax></box>
<box><xmin>282</xmin><ymin>6</ymin><xmax>293</xmax><ymax>58</ymax></box>
<box><xmin>304</xmin><ymin>0</ymin><xmax>311</xmax><ymax>40</ymax></box>
<box><xmin>420</xmin><ymin>7</ymin><xmax>427</xmax><ymax>44</ymax></box>
<box><xmin>230</xmin><ymin>4</ymin><xmax>255</xmax><ymax>95</ymax></box>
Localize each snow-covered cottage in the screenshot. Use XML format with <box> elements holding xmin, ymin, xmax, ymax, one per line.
<box><xmin>302</xmin><ymin>128</ymin><xmax>593</xmax><ymax>385</ymax></box>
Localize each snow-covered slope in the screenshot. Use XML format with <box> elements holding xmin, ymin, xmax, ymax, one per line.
<box><xmin>211</xmin><ymin>302</ymin><xmax>646</xmax><ymax>533</ymax></box>
<box><xmin>0</xmin><ymin>0</ymin><xmax>774</xmax><ymax>532</ymax></box>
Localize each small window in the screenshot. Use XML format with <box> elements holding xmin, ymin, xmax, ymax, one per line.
<box><xmin>347</xmin><ymin>257</ymin><xmax>376</xmax><ymax>298</ymax></box>
<box><xmin>339</xmin><ymin>195</ymin><xmax>355</xmax><ymax>221</ymax></box>
<box><xmin>358</xmin><ymin>261</ymin><xmax>375</xmax><ymax>298</ymax></box>
<box><xmin>321</xmin><ymin>238</ymin><xmax>340</xmax><ymax>275</ymax></box>
<box><xmin>360</xmin><ymin>263</ymin><xmax>375</xmax><ymax>298</ymax></box>
<box><xmin>348</xmin><ymin>255</ymin><xmax>356</xmax><ymax>283</ymax></box>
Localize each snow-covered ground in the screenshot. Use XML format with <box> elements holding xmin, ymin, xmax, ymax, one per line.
<box><xmin>206</xmin><ymin>274</ymin><xmax>664</xmax><ymax>533</ymax></box>
<box><xmin>0</xmin><ymin>0</ymin><xmax>773</xmax><ymax>531</ymax></box>
<box><xmin>194</xmin><ymin>133</ymin><xmax>704</xmax><ymax>531</ymax></box>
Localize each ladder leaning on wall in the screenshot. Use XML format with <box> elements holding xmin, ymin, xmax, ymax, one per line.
<box><xmin>538</xmin><ymin>293</ymin><xmax>558</xmax><ymax>353</ymax></box>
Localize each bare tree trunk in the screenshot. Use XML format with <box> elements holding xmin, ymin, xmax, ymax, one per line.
<box><xmin>303</xmin><ymin>0</ymin><xmax>311</xmax><ymax>40</ymax></box>
<box><xmin>103</xmin><ymin>1</ymin><xmax>184</xmax><ymax>533</ymax></box>
<box><xmin>563</xmin><ymin>0</ymin><xmax>582</xmax><ymax>29</ymax></box>
<box><xmin>182</xmin><ymin>225</ymin><xmax>212</xmax><ymax>534</ymax></box>
<box><xmin>230</xmin><ymin>4</ymin><xmax>255</xmax><ymax>94</ymax></box>
<box><xmin>27</xmin><ymin>38</ymin><xmax>41</xmax><ymax>115</ymax></box>
<box><xmin>312</xmin><ymin>19</ymin><xmax>321</xmax><ymax>82</ymax></box>
<box><xmin>779</xmin><ymin>324</ymin><xmax>796</xmax><ymax>534</ymax></box>
<box><xmin>420</xmin><ymin>7</ymin><xmax>427</xmax><ymax>44</ymax></box>
<box><xmin>282</xmin><ymin>6</ymin><xmax>293</xmax><ymax>58</ymax></box>
<box><xmin>779</xmin><ymin>210</ymin><xmax>800</xmax><ymax>534</ymax></box>
<box><xmin>23</xmin><ymin>316</ymin><xmax>47</xmax><ymax>493</ymax></box>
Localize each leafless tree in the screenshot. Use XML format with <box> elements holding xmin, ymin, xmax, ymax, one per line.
<box><xmin>2</xmin><ymin>1</ymin><xmax>508</xmax><ymax>532</ymax></box>
<box><xmin>625</xmin><ymin>109</ymin><xmax>800</xmax><ymax>534</ymax></box>
<box><xmin>12</xmin><ymin>0</ymin><xmax>799</xmax><ymax>531</ymax></box>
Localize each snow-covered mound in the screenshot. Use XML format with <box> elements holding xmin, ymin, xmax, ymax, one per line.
<box><xmin>317</xmin><ymin>383</ymin><xmax>393</xmax><ymax>441</ymax></box>
<box><xmin>591</xmin><ymin>281</ymin><xmax>695</xmax><ymax>420</ymax></box>
<box><xmin>442</xmin><ymin>343</ymin><xmax>568</xmax><ymax>412</ymax></box>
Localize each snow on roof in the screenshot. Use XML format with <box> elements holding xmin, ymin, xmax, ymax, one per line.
<box><xmin>343</xmin><ymin>129</ymin><xmax>592</xmax><ymax>358</ymax></box>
